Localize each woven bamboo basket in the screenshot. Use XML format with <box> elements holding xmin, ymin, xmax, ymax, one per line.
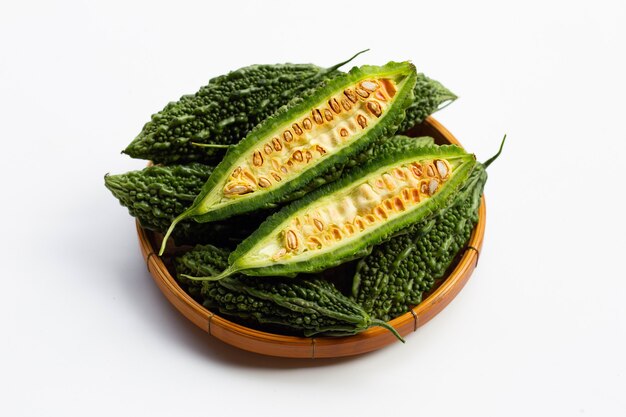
<box><xmin>136</xmin><ymin>117</ymin><xmax>486</xmax><ymax>358</ymax></box>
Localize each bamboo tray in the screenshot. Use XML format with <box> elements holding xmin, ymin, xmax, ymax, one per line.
<box><xmin>137</xmin><ymin>116</ymin><xmax>486</xmax><ymax>358</ymax></box>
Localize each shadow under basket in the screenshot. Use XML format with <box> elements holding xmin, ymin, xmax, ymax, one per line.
<box><xmin>136</xmin><ymin>116</ymin><xmax>486</xmax><ymax>358</ymax></box>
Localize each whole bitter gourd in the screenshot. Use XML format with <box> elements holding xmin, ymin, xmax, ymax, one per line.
<box><xmin>181</xmin><ymin>142</ymin><xmax>477</xmax><ymax>280</ymax></box>
<box><xmin>104</xmin><ymin>163</ymin><xmax>265</xmax><ymax>247</ymax></box>
<box><xmin>123</xmin><ymin>52</ymin><xmax>368</xmax><ymax>165</ymax></box>
<box><xmin>123</xmin><ymin>50</ymin><xmax>455</xmax><ymax>166</ymax></box>
<box><xmin>159</xmin><ymin>61</ymin><xmax>418</xmax><ymax>254</ymax></box>
<box><xmin>175</xmin><ymin>244</ymin><xmax>403</xmax><ymax>340</ymax></box>
<box><xmin>351</xmin><ymin>137</ymin><xmax>505</xmax><ymax>321</ymax></box>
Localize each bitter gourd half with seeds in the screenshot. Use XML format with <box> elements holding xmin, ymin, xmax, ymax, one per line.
<box><xmin>159</xmin><ymin>62</ymin><xmax>418</xmax><ymax>254</ymax></box>
<box><xmin>181</xmin><ymin>143</ymin><xmax>477</xmax><ymax>280</ymax></box>
<box><xmin>175</xmin><ymin>244</ymin><xmax>403</xmax><ymax>340</ymax></box>
<box><xmin>123</xmin><ymin>51</ymin><xmax>368</xmax><ymax>165</ymax></box>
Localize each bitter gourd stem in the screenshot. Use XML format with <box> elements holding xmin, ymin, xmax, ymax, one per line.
<box><xmin>321</xmin><ymin>49</ymin><xmax>369</xmax><ymax>75</ymax></box>
<box><xmin>179</xmin><ymin>265</ymin><xmax>238</xmax><ymax>281</ymax></box>
<box><xmin>483</xmin><ymin>134</ymin><xmax>506</xmax><ymax>168</ymax></box>
<box><xmin>372</xmin><ymin>319</ymin><xmax>405</xmax><ymax>343</ymax></box>
<box><xmin>159</xmin><ymin>210</ymin><xmax>193</xmax><ymax>256</ymax></box>
<box><xmin>191</xmin><ymin>142</ymin><xmax>233</xmax><ymax>149</ymax></box>
<box><xmin>391</xmin><ymin>246</ymin><xmax>414</xmax><ymax>274</ymax></box>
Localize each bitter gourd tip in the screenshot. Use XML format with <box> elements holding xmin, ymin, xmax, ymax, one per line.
<box><xmin>431</xmin><ymin>76</ymin><xmax>458</xmax><ymax>104</ymax></box>
<box><xmin>435</xmin><ymin>94</ymin><xmax>457</xmax><ymax>113</ymax></box>
<box><xmin>103</xmin><ymin>173</ymin><xmax>121</xmax><ymax>194</ymax></box>
<box><xmin>483</xmin><ymin>134</ymin><xmax>506</xmax><ymax>168</ymax></box>
<box><xmin>372</xmin><ymin>319</ymin><xmax>405</xmax><ymax>343</ymax></box>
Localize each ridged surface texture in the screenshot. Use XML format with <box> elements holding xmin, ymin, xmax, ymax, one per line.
<box><xmin>399</xmin><ymin>73</ymin><xmax>457</xmax><ymax>132</ymax></box>
<box><xmin>175</xmin><ymin>245</ymin><xmax>396</xmax><ymax>338</ymax></box>
<box><xmin>104</xmin><ymin>163</ymin><xmax>265</xmax><ymax>247</ymax></box>
<box><xmin>124</xmin><ymin>64</ymin><xmax>344</xmax><ymax>164</ymax></box>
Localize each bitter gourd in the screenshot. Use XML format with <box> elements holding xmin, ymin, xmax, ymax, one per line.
<box><xmin>175</xmin><ymin>244</ymin><xmax>403</xmax><ymax>340</ymax></box>
<box><xmin>351</xmin><ymin>137</ymin><xmax>505</xmax><ymax>321</ymax></box>
<box><xmin>182</xmin><ymin>143</ymin><xmax>477</xmax><ymax>280</ymax></box>
<box><xmin>104</xmin><ymin>163</ymin><xmax>265</xmax><ymax>247</ymax></box>
<box><xmin>159</xmin><ymin>62</ymin><xmax>418</xmax><ymax>254</ymax></box>
<box><xmin>123</xmin><ymin>52</ymin><xmax>368</xmax><ymax>165</ymax></box>
<box><xmin>398</xmin><ymin>74</ymin><xmax>457</xmax><ymax>132</ymax></box>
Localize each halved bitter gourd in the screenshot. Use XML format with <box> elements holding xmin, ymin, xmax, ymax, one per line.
<box><xmin>159</xmin><ymin>61</ymin><xmax>418</xmax><ymax>255</ymax></box>
<box><xmin>181</xmin><ymin>144</ymin><xmax>477</xmax><ymax>280</ymax></box>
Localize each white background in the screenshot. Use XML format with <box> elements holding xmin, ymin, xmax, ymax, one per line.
<box><xmin>1</xmin><ymin>0</ymin><xmax>625</xmax><ymax>415</ymax></box>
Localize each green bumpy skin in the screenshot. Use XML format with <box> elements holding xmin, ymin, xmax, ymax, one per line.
<box><xmin>351</xmin><ymin>163</ymin><xmax>487</xmax><ymax>321</ymax></box>
<box><xmin>159</xmin><ymin>62</ymin><xmax>419</xmax><ymax>254</ymax></box>
<box><xmin>398</xmin><ymin>74</ymin><xmax>457</xmax><ymax>132</ymax></box>
<box><xmin>175</xmin><ymin>244</ymin><xmax>403</xmax><ymax>340</ymax></box>
<box><xmin>104</xmin><ymin>163</ymin><xmax>265</xmax><ymax>247</ymax></box>
<box><xmin>123</xmin><ymin>54</ymin><xmax>365</xmax><ymax>165</ymax></box>
<box><xmin>182</xmin><ymin>143</ymin><xmax>476</xmax><ymax>280</ymax></box>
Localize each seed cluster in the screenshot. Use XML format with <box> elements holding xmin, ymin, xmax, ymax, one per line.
<box><xmin>275</xmin><ymin>158</ymin><xmax>452</xmax><ymax>259</ymax></box>
<box><xmin>222</xmin><ymin>78</ymin><xmax>396</xmax><ymax>198</ymax></box>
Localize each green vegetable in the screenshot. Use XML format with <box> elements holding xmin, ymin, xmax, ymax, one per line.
<box><xmin>104</xmin><ymin>163</ymin><xmax>265</xmax><ymax>247</ymax></box>
<box><xmin>176</xmin><ymin>244</ymin><xmax>403</xmax><ymax>340</ymax></box>
<box><xmin>123</xmin><ymin>52</ymin><xmax>368</xmax><ymax>165</ymax></box>
<box><xmin>368</xmin><ymin>134</ymin><xmax>435</xmax><ymax>154</ymax></box>
<box><xmin>159</xmin><ymin>62</ymin><xmax>418</xmax><ymax>254</ymax></box>
<box><xmin>351</xmin><ymin>136</ymin><xmax>505</xmax><ymax>321</ymax></box>
<box><xmin>182</xmin><ymin>143</ymin><xmax>476</xmax><ymax>280</ymax></box>
<box><xmin>398</xmin><ymin>74</ymin><xmax>457</xmax><ymax>132</ymax></box>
